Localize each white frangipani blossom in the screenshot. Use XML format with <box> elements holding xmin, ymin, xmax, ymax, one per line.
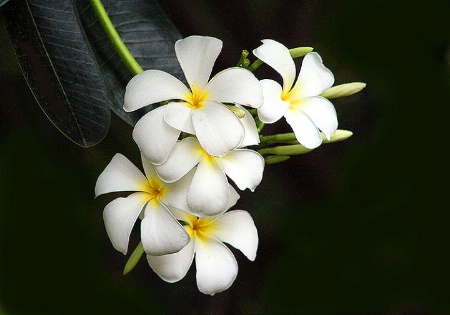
<box><xmin>95</xmin><ymin>153</ymin><xmax>194</xmax><ymax>256</ymax></box>
<box><xmin>147</xmin><ymin>207</ymin><xmax>258</xmax><ymax>295</ymax></box>
<box><xmin>253</xmin><ymin>39</ymin><xmax>338</xmax><ymax>149</ymax></box>
<box><xmin>124</xmin><ymin>35</ymin><xmax>263</xmax><ymax>164</ymax></box>
<box><xmin>155</xmin><ymin>108</ymin><xmax>264</xmax><ymax>217</ymax></box>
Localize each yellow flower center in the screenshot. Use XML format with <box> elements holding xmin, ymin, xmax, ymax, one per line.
<box><xmin>184</xmin><ymin>86</ymin><xmax>209</xmax><ymax>110</ymax></box>
<box><xmin>140</xmin><ymin>177</ymin><xmax>166</xmax><ymax>205</ymax></box>
<box><xmin>282</xmin><ymin>85</ymin><xmax>304</xmax><ymax>112</ymax></box>
<box><xmin>187</xmin><ymin>217</ymin><xmax>215</xmax><ymax>240</ymax></box>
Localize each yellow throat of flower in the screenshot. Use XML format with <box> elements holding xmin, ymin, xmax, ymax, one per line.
<box><xmin>282</xmin><ymin>85</ymin><xmax>304</xmax><ymax>112</ymax></box>
<box><xmin>186</xmin><ymin>217</ymin><xmax>216</xmax><ymax>240</ymax></box>
<box><xmin>140</xmin><ymin>177</ymin><xmax>166</xmax><ymax>204</ymax></box>
<box><xmin>184</xmin><ymin>86</ymin><xmax>209</xmax><ymax>110</ymax></box>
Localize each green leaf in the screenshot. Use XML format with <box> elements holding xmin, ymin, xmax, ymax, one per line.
<box><xmin>2</xmin><ymin>0</ymin><xmax>111</xmax><ymax>147</ymax></box>
<box><xmin>1</xmin><ymin>0</ymin><xmax>184</xmax><ymax>146</ymax></box>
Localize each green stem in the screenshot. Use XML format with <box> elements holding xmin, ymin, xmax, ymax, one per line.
<box><xmin>260</xmin><ymin>132</ymin><xmax>297</xmax><ymax>144</ymax></box>
<box><xmin>90</xmin><ymin>0</ymin><xmax>143</xmax><ymax>75</ymax></box>
<box><xmin>258</xmin><ymin>144</ymin><xmax>312</xmax><ymax>156</ymax></box>
<box><xmin>123</xmin><ymin>242</ymin><xmax>144</xmax><ymax>275</ymax></box>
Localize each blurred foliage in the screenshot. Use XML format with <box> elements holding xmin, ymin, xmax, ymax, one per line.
<box><xmin>1</xmin><ymin>0</ymin><xmax>450</xmax><ymax>314</ymax></box>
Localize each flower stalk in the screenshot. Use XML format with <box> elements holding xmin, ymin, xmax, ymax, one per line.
<box><xmin>90</xmin><ymin>0</ymin><xmax>143</xmax><ymax>75</ymax></box>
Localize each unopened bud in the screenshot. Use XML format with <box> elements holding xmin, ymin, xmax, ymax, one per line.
<box><xmin>320</xmin><ymin>82</ymin><xmax>366</xmax><ymax>99</ymax></box>
<box><xmin>289</xmin><ymin>47</ymin><xmax>314</xmax><ymax>59</ymax></box>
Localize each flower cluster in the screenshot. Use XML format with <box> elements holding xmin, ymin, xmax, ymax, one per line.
<box><xmin>95</xmin><ymin>35</ymin><xmax>365</xmax><ymax>295</ymax></box>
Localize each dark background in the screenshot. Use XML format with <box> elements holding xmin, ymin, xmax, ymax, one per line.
<box><xmin>1</xmin><ymin>0</ymin><xmax>449</xmax><ymax>314</ymax></box>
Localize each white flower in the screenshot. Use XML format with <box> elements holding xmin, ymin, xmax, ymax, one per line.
<box><xmin>253</xmin><ymin>39</ymin><xmax>338</xmax><ymax>149</ymax></box>
<box><xmin>95</xmin><ymin>153</ymin><xmax>194</xmax><ymax>256</ymax></box>
<box><xmin>155</xmin><ymin>108</ymin><xmax>264</xmax><ymax>217</ymax></box>
<box><xmin>146</xmin><ymin>207</ymin><xmax>258</xmax><ymax>295</ymax></box>
<box><xmin>124</xmin><ymin>35</ymin><xmax>263</xmax><ymax>164</ymax></box>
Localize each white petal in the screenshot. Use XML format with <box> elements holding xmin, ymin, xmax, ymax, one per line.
<box><xmin>285</xmin><ymin>108</ymin><xmax>322</xmax><ymax>149</ymax></box>
<box><xmin>166</xmin><ymin>206</ymin><xmax>197</xmax><ymax>225</ymax></box>
<box><xmin>141</xmin><ymin>202</ymin><xmax>190</xmax><ymax>255</ymax></box>
<box><xmin>155</xmin><ymin>137</ymin><xmax>203</xmax><ymax>183</ymax></box>
<box><xmin>252</xmin><ymin>39</ymin><xmax>296</xmax><ymax>93</ymax></box>
<box><xmin>140</xmin><ymin>153</ymin><xmax>158</xmax><ymax>179</ymax></box>
<box><xmin>294</xmin><ymin>52</ymin><xmax>335</xmax><ymax>98</ymax></box>
<box><xmin>164</xmin><ymin>102</ymin><xmax>195</xmax><ymax>134</ymax></box>
<box><xmin>227</xmin><ymin>185</ymin><xmax>240</xmax><ymax>209</ymax></box>
<box><xmin>299</xmin><ymin>96</ymin><xmax>338</xmax><ymax>139</ymax></box>
<box><xmin>195</xmin><ymin>237</ymin><xmax>238</xmax><ymax>295</ymax></box>
<box><xmin>124</xmin><ymin>70</ymin><xmax>190</xmax><ymax>112</ymax></box>
<box><xmin>175</xmin><ymin>36</ymin><xmax>222</xmax><ymax>90</ymax></box>
<box><xmin>238</xmin><ymin>106</ymin><xmax>260</xmax><ymax>147</ymax></box>
<box><xmin>103</xmin><ymin>192</ymin><xmax>147</xmax><ymax>255</ymax></box>
<box><xmin>133</xmin><ymin>106</ymin><xmax>181</xmax><ymax>165</ymax></box>
<box><xmin>209</xmin><ymin>210</ymin><xmax>258</xmax><ymax>261</ymax></box>
<box><xmin>187</xmin><ymin>159</ymin><xmax>230</xmax><ymax>217</ymax></box>
<box><xmin>162</xmin><ymin>169</ymin><xmax>195</xmax><ymax>213</ymax></box>
<box><xmin>206</xmin><ymin>67</ymin><xmax>263</xmax><ymax>108</ymax></box>
<box><xmin>257</xmin><ymin>79</ymin><xmax>290</xmax><ymax>124</ymax></box>
<box><xmin>95</xmin><ymin>153</ymin><xmax>147</xmax><ymax>197</ymax></box>
<box><xmin>216</xmin><ymin>149</ymin><xmax>264</xmax><ymax>191</ymax></box>
<box><xmin>147</xmin><ymin>238</ymin><xmax>195</xmax><ymax>283</ymax></box>
<box><xmin>192</xmin><ymin>101</ymin><xmax>244</xmax><ymax>157</ymax></box>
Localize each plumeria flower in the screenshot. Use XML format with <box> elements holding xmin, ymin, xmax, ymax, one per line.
<box><xmin>253</xmin><ymin>39</ymin><xmax>338</xmax><ymax>149</ymax></box>
<box><xmin>155</xmin><ymin>108</ymin><xmax>264</xmax><ymax>217</ymax></box>
<box><xmin>124</xmin><ymin>35</ymin><xmax>263</xmax><ymax>164</ymax></box>
<box><xmin>147</xmin><ymin>207</ymin><xmax>258</xmax><ymax>295</ymax></box>
<box><xmin>95</xmin><ymin>153</ymin><xmax>194</xmax><ymax>256</ymax></box>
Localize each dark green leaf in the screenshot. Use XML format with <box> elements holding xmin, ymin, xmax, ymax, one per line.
<box><xmin>2</xmin><ymin>0</ymin><xmax>184</xmax><ymax>146</ymax></box>
<box><xmin>2</xmin><ymin>0</ymin><xmax>111</xmax><ymax>147</ymax></box>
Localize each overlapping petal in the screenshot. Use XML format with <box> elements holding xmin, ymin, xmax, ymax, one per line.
<box><xmin>195</xmin><ymin>236</ymin><xmax>238</xmax><ymax>295</ymax></box>
<box><xmin>132</xmin><ymin>106</ymin><xmax>181</xmax><ymax>165</ymax></box>
<box><xmin>285</xmin><ymin>109</ymin><xmax>322</xmax><ymax>149</ymax></box>
<box><xmin>164</xmin><ymin>102</ymin><xmax>196</xmax><ymax>134</ymax></box>
<box><xmin>155</xmin><ymin>137</ymin><xmax>203</xmax><ymax>183</ymax></box>
<box><xmin>141</xmin><ymin>202</ymin><xmax>190</xmax><ymax>255</ymax></box>
<box><xmin>239</xmin><ymin>106</ymin><xmax>260</xmax><ymax>147</ymax></box>
<box><xmin>257</xmin><ymin>79</ymin><xmax>290</xmax><ymax>124</ymax></box>
<box><xmin>161</xmin><ymin>169</ymin><xmax>195</xmax><ymax>212</ymax></box>
<box><xmin>187</xmin><ymin>158</ymin><xmax>229</xmax><ymax>217</ymax></box>
<box><xmin>175</xmin><ymin>36</ymin><xmax>222</xmax><ymax>90</ymax></box>
<box><xmin>95</xmin><ymin>153</ymin><xmax>147</xmax><ymax>197</ymax></box>
<box><xmin>294</xmin><ymin>52</ymin><xmax>334</xmax><ymax>98</ymax></box>
<box><xmin>124</xmin><ymin>70</ymin><xmax>189</xmax><ymax>112</ymax></box>
<box><xmin>216</xmin><ymin>149</ymin><xmax>264</xmax><ymax>191</ymax></box>
<box><xmin>298</xmin><ymin>96</ymin><xmax>338</xmax><ymax>140</ymax></box>
<box><xmin>206</xmin><ymin>68</ymin><xmax>263</xmax><ymax>108</ymax></box>
<box><xmin>147</xmin><ymin>238</ymin><xmax>196</xmax><ymax>283</ymax></box>
<box><xmin>103</xmin><ymin>192</ymin><xmax>147</xmax><ymax>255</ymax></box>
<box><xmin>192</xmin><ymin>101</ymin><xmax>244</xmax><ymax>157</ymax></box>
<box><xmin>208</xmin><ymin>210</ymin><xmax>258</xmax><ymax>261</ymax></box>
<box><xmin>253</xmin><ymin>39</ymin><xmax>296</xmax><ymax>92</ymax></box>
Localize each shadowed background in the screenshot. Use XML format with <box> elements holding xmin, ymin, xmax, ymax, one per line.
<box><xmin>1</xmin><ymin>0</ymin><xmax>449</xmax><ymax>314</ymax></box>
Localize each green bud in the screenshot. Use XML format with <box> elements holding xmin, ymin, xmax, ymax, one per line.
<box><xmin>237</xmin><ymin>50</ymin><xmax>250</xmax><ymax>68</ymax></box>
<box><xmin>123</xmin><ymin>242</ymin><xmax>144</xmax><ymax>275</ymax></box>
<box><xmin>322</xmin><ymin>129</ymin><xmax>353</xmax><ymax>143</ymax></box>
<box><xmin>227</xmin><ymin>105</ymin><xmax>246</xmax><ymax>118</ymax></box>
<box><xmin>320</xmin><ymin>82</ymin><xmax>366</xmax><ymax>99</ymax></box>
<box><xmin>259</xmin><ymin>144</ymin><xmax>312</xmax><ymax>156</ymax></box>
<box><xmin>289</xmin><ymin>47</ymin><xmax>314</xmax><ymax>59</ymax></box>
